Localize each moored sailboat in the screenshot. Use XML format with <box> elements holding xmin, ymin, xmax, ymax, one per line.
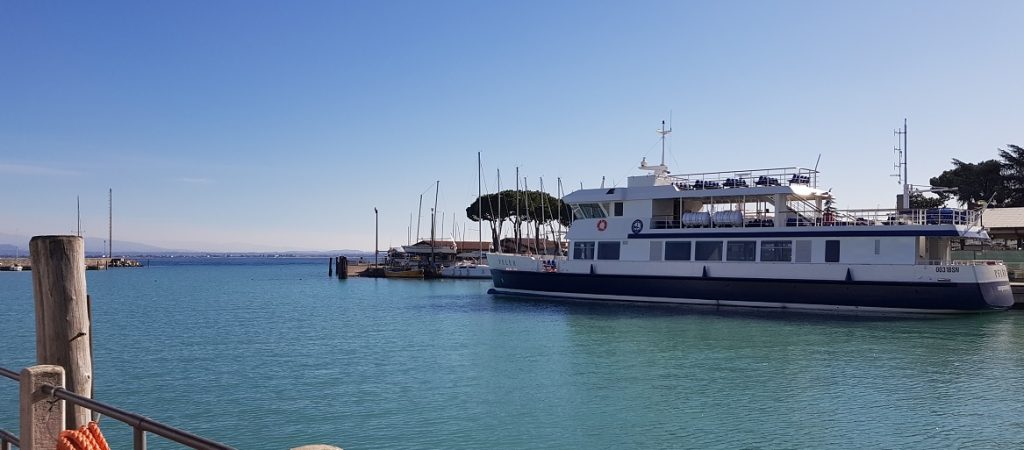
<box><xmin>442</xmin><ymin>151</ymin><xmax>492</xmax><ymax>279</ymax></box>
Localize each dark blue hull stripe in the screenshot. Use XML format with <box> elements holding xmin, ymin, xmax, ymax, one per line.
<box><xmin>627</xmin><ymin>229</ymin><xmax>960</xmax><ymax>239</ymax></box>
<box><xmin>489</xmin><ymin>270</ymin><xmax>1013</xmax><ymax>311</ymax></box>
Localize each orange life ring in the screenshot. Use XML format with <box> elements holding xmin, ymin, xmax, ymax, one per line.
<box><xmin>597</xmin><ymin>219</ymin><xmax>608</xmax><ymax>231</ymax></box>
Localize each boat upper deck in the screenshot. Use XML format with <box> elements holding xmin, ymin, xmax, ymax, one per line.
<box><xmin>561</xmin><ymin>162</ymin><xmax>984</xmax><ymax>235</ymax></box>
<box><xmin>660</xmin><ymin>166</ymin><xmax>820</xmax><ymax>190</ymax></box>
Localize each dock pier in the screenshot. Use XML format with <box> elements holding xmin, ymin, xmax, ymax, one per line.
<box><xmin>1011</xmin><ymin>282</ymin><xmax>1024</xmax><ymax>309</ymax></box>
<box><xmin>327</xmin><ymin>258</ymin><xmax>385</xmax><ymax>277</ymax></box>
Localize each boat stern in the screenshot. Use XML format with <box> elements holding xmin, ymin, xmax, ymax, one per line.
<box><xmin>973</xmin><ymin>262</ymin><xmax>1014</xmax><ymax>309</ymax></box>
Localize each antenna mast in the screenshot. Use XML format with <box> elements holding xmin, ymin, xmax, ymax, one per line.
<box><xmin>658</xmin><ymin>120</ymin><xmax>672</xmax><ymax>166</ymax></box>
<box><xmin>893</xmin><ymin>119</ymin><xmax>908</xmax><ymax>209</ymax></box>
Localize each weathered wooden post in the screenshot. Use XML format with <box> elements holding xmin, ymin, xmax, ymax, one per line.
<box><xmin>337</xmin><ymin>256</ymin><xmax>348</xmax><ymax>279</ymax></box>
<box><xmin>29</xmin><ymin>235</ymin><xmax>93</xmax><ymax>429</ymax></box>
<box><xmin>328</xmin><ymin>257</ymin><xmax>333</xmax><ymax>277</ymax></box>
<box><xmin>20</xmin><ymin>365</ymin><xmax>65</xmax><ymax>450</ymax></box>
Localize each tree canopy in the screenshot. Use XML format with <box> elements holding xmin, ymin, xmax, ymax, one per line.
<box><xmin>466</xmin><ymin>190</ymin><xmax>571</xmax><ymax>251</ymax></box>
<box><xmin>927</xmin><ymin>144</ymin><xmax>1023</xmax><ymax>208</ymax></box>
<box><xmin>908</xmin><ymin>193</ymin><xmax>946</xmax><ymax>209</ymax></box>
<box><xmin>929</xmin><ymin>159</ymin><xmax>1006</xmax><ymax>208</ymax></box>
<box><xmin>998</xmin><ymin>144</ymin><xmax>1024</xmax><ymax>206</ymax></box>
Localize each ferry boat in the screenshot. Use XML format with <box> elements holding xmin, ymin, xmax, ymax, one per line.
<box><xmin>487</xmin><ymin>126</ymin><xmax>1013</xmax><ymax>313</ymax></box>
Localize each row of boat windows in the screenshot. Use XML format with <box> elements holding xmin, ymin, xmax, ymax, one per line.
<box><xmin>572</xmin><ymin>202</ymin><xmax>624</xmax><ymax>219</ymax></box>
<box><xmin>573</xmin><ymin>239</ymin><xmax>843</xmax><ymax>263</ymax></box>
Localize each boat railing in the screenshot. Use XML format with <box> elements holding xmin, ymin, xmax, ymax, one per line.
<box><xmin>824</xmin><ymin>208</ymin><xmax>981</xmax><ymax>227</ymax></box>
<box><xmin>668</xmin><ymin>167</ymin><xmax>819</xmax><ymax>190</ymax></box>
<box><xmin>928</xmin><ymin>260</ymin><xmax>1005</xmax><ymax>266</ymax></box>
<box><xmin>649</xmin><ymin>207</ymin><xmax>980</xmax><ymax>230</ymax></box>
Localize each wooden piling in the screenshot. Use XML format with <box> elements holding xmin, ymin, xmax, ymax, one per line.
<box><xmin>29</xmin><ymin>235</ymin><xmax>93</xmax><ymax>429</ymax></box>
<box><xmin>20</xmin><ymin>365</ymin><xmax>65</xmax><ymax>450</ymax></box>
<box><xmin>337</xmin><ymin>256</ymin><xmax>348</xmax><ymax>279</ymax></box>
<box><xmin>328</xmin><ymin>257</ymin><xmax>333</xmax><ymax>277</ymax></box>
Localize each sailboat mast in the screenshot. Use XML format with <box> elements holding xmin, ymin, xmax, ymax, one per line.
<box><xmin>524</xmin><ymin>177</ymin><xmax>532</xmax><ymax>253</ymax></box>
<box><xmin>515</xmin><ymin>167</ymin><xmax>520</xmax><ymax>254</ymax></box>
<box><xmin>557</xmin><ymin>177</ymin><xmax>563</xmax><ymax>255</ymax></box>
<box><xmin>77</xmin><ymin>195</ymin><xmax>81</xmax><ymax>237</ymax></box>
<box><xmin>539</xmin><ymin>177</ymin><xmax>547</xmax><ymax>255</ymax></box>
<box><xmin>496</xmin><ymin>168</ymin><xmax>502</xmax><ymax>253</ymax></box>
<box><xmin>416</xmin><ymin>194</ymin><xmax>423</xmax><ymax>242</ymax></box>
<box><xmin>432</xmin><ymin>180</ymin><xmax>439</xmax><ymax>267</ymax></box>
<box><xmin>108</xmin><ymin>188</ymin><xmax>112</xmax><ymax>258</ymax></box>
<box><xmin>478</xmin><ymin>152</ymin><xmax>482</xmax><ymax>260</ymax></box>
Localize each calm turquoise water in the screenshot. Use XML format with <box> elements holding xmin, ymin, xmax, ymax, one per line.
<box><xmin>2</xmin><ymin>258</ymin><xmax>1024</xmax><ymax>449</ymax></box>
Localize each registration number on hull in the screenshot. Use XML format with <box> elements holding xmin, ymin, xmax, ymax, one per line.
<box><xmin>935</xmin><ymin>266</ymin><xmax>960</xmax><ymax>273</ymax></box>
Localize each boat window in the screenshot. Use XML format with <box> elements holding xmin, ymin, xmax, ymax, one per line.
<box><xmin>726</xmin><ymin>241</ymin><xmax>756</xmax><ymax>261</ymax></box>
<box><xmin>574</xmin><ymin>203</ymin><xmax>606</xmax><ymax>219</ymax></box>
<box><xmin>597</xmin><ymin>242</ymin><xmax>620</xmax><ymax>260</ymax></box>
<box><xmin>665</xmin><ymin>241</ymin><xmax>692</xmax><ymax>261</ymax></box>
<box><xmin>795</xmin><ymin>240</ymin><xmax>812</xmax><ymax>263</ymax></box>
<box><xmin>613</xmin><ymin>202</ymin><xmax>623</xmax><ymax>217</ymax></box>
<box><xmin>573</xmin><ymin>241</ymin><xmax>596</xmax><ymax>260</ymax></box>
<box><xmin>650</xmin><ymin>241</ymin><xmax>663</xmax><ymax>261</ymax></box>
<box><xmin>694</xmin><ymin>241</ymin><xmax>723</xmax><ymax>261</ymax></box>
<box><xmin>760</xmin><ymin>240</ymin><xmax>793</xmax><ymax>262</ymax></box>
<box><xmin>825</xmin><ymin>240</ymin><xmax>841</xmax><ymax>263</ymax></box>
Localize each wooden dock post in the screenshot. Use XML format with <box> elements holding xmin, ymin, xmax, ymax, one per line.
<box><xmin>328</xmin><ymin>257</ymin><xmax>333</xmax><ymax>277</ymax></box>
<box><xmin>29</xmin><ymin>235</ymin><xmax>93</xmax><ymax>429</ymax></box>
<box><xmin>337</xmin><ymin>256</ymin><xmax>348</xmax><ymax>279</ymax></box>
<box><xmin>20</xmin><ymin>365</ymin><xmax>65</xmax><ymax>450</ymax></box>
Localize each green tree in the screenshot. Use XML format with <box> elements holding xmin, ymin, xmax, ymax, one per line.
<box><xmin>908</xmin><ymin>193</ymin><xmax>946</xmax><ymax>209</ymax></box>
<box><xmin>466</xmin><ymin>190</ymin><xmax>570</xmax><ymax>252</ymax></box>
<box><xmin>998</xmin><ymin>144</ymin><xmax>1024</xmax><ymax>206</ymax></box>
<box><xmin>929</xmin><ymin>159</ymin><xmax>1006</xmax><ymax>208</ymax></box>
<box><xmin>466</xmin><ymin>192</ymin><xmax>504</xmax><ymax>250</ymax></box>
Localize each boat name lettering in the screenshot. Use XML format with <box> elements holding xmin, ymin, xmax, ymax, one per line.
<box><xmin>935</xmin><ymin>266</ymin><xmax>960</xmax><ymax>273</ymax></box>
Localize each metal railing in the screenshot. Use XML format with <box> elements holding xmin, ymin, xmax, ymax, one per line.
<box><xmin>668</xmin><ymin>166</ymin><xmax>820</xmax><ymax>190</ymax></box>
<box><xmin>1</xmin><ymin>367</ymin><xmax>21</xmax><ymax>450</ymax></box>
<box><xmin>649</xmin><ymin>207</ymin><xmax>981</xmax><ymax>230</ymax></box>
<box><xmin>1</xmin><ymin>429</ymin><xmax>18</xmax><ymax>450</ymax></box>
<box><xmin>0</xmin><ymin>366</ymin><xmax>234</xmax><ymax>450</ymax></box>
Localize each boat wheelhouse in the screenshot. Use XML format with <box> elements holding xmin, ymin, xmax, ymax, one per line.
<box><xmin>488</xmin><ymin>138</ymin><xmax>1013</xmax><ymax>313</ymax></box>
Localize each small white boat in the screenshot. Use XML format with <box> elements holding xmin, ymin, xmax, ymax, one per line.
<box><xmin>440</xmin><ymin>262</ymin><xmax>491</xmax><ymax>279</ymax></box>
<box><xmin>441</xmin><ymin>151</ymin><xmax>494</xmax><ymax>280</ymax></box>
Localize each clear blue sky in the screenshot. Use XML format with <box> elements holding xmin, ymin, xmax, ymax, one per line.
<box><xmin>1</xmin><ymin>1</ymin><xmax>1021</xmax><ymax>251</ymax></box>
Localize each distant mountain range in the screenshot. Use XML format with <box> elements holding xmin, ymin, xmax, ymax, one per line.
<box><xmin>0</xmin><ymin>232</ymin><xmax>371</xmax><ymax>257</ymax></box>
